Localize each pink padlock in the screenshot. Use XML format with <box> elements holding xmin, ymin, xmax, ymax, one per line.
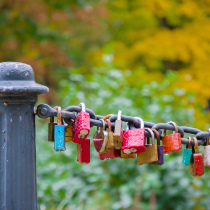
<box><xmin>122</xmin><ymin>117</ymin><xmax>146</xmax><ymax>155</ymax></box>
<box><xmin>72</xmin><ymin>103</ymin><xmax>90</xmax><ymax>144</ymax></box>
<box><xmin>93</xmin><ymin>125</ymin><xmax>106</xmax><ymax>152</ymax></box>
<box><xmin>77</xmin><ymin>139</ymin><xmax>90</xmax><ymax>164</ymax></box>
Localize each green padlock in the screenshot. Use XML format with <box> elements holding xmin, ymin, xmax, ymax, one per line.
<box><xmin>182</xmin><ymin>137</ymin><xmax>192</xmax><ymax>165</ymax></box>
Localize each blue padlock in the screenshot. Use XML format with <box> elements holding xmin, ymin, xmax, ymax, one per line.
<box><xmin>54</xmin><ymin>106</ymin><xmax>66</xmax><ymax>152</ymax></box>
<box><xmin>182</xmin><ymin>137</ymin><xmax>192</xmax><ymax>165</ymax></box>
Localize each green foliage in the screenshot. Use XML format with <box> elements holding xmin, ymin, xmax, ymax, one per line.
<box><xmin>36</xmin><ymin>60</ymin><xmax>209</xmax><ymax>209</ymax></box>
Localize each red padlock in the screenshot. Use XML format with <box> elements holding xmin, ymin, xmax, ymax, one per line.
<box><xmin>98</xmin><ymin>148</ymin><xmax>121</xmax><ymax>160</ymax></box>
<box><xmin>77</xmin><ymin>139</ymin><xmax>90</xmax><ymax>164</ymax></box>
<box><xmin>93</xmin><ymin>126</ymin><xmax>104</xmax><ymax>152</ymax></box>
<box><xmin>98</xmin><ymin>148</ymin><xmax>114</xmax><ymax>160</ymax></box>
<box><xmin>189</xmin><ymin>137</ymin><xmax>204</xmax><ymax>177</ymax></box>
<box><xmin>162</xmin><ymin>121</ymin><xmax>182</xmax><ymax>154</ymax></box>
<box><xmin>72</xmin><ymin>103</ymin><xmax>90</xmax><ymax>144</ymax></box>
<box><xmin>122</xmin><ymin>117</ymin><xmax>146</xmax><ymax>155</ymax></box>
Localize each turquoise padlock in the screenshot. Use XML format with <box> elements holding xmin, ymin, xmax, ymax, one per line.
<box><xmin>54</xmin><ymin>106</ymin><xmax>66</xmax><ymax>152</ymax></box>
<box><xmin>182</xmin><ymin>137</ymin><xmax>192</xmax><ymax>165</ymax></box>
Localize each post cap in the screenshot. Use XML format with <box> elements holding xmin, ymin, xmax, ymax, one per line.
<box><xmin>0</xmin><ymin>62</ymin><xmax>49</xmax><ymax>96</ymax></box>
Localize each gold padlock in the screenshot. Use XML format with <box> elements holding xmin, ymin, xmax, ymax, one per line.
<box><xmin>120</xmin><ymin>150</ymin><xmax>136</xmax><ymax>159</ymax></box>
<box><xmin>65</xmin><ymin>125</ymin><xmax>73</xmax><ymax>142</ymax></box>
<box><xmin>99</xmin><ymin>119</ymin><xmax>109</xmax><ymax>154</ymax></box>
<box><xmin>137</xmin><ymin>128</ymin><xmax>158</xmax><ymax>165</ymax></box>
<box><xmin>105</xmin><ymin>119</ymin><xmax>114</xmax><ymax>150</ymax></box>
<box><xmin>114</xmin><ymin>110</ymin><xmax>123</xmax><ymax>150</ymax></box>
<box><xmin>48</xmin><ymin>116</ymin><xmax>56</xmax><ymax>142</ymax></box>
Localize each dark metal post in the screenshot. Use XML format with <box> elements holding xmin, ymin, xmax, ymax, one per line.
<box><xmin>0</xmin><ymin>62</ymin><xmax>48</xmax><ymax>210</ymax></box>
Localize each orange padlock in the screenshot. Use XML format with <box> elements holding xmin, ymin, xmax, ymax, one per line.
<box><xmin>162</xmin><ymin>121</ymin><xmax>182</xmax><ymax>154</ymax></box>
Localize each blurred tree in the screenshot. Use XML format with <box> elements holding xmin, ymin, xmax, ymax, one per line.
<box><xmin>90</xmin><ymin>0</ymin><xmax>210</xmax><ymax>128</ymax></box>
<box><xmin>1</xmin><ymin>0</ymin><xmax>210</xmax><ymax>124</ymax></box>
<box><xmin>0</xmin><ymin>0</ymin><xmax>107</xmax><ymax>103</ymax></box>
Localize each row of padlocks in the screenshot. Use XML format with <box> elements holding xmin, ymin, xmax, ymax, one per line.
<box><xmin>48</xmin><ymin>103</ymin><xmax>209</xmax><ymax>177</ymax></box>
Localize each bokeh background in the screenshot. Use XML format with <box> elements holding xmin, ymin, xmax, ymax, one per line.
<box><xmin>1</xmin><ymin>0</ymin><xmax>210</xmax><ymax>209</ymax></box>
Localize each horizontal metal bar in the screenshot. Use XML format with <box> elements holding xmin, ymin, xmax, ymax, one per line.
<box><xmin>37</xmin><ymin>104</ymin><xmax>76</xmax><ymax>119</ymax></box>
<box><xmin>180</xmin><ymin>126</ymin><xmax>202</xmax><ymax>134</ymax></box>
<box><xmin>180</xmin><ymin>137</ymin><xmax>205</xmax><ymax>146</ymax></box>
<box><xmin>196</xmin><ymin>131</ymin><xmax>210</xmax><ymax>139</ymax></box>
<box><xmin>36</xmin><ymin>103</ymin><xmax>210</xmax><ymax>145</ymax></box>
<box><xmin>90</xmin><ymin>120</ymin><xmax>205</xmax><ymax>145</ymax></box>
<box><xmin>65</xmin><ymin>106</ymin><xmax>96</xmax><ymax>119</ymax></box>
<box><xmin>90</xmin><ymin>119</ymin><xmax>115</xmax><ymax>128</ymax></box>
<box><xmin>152</xmin><ymin>123</ymin><xmax>185</xmax><ymax>137</ymax></box>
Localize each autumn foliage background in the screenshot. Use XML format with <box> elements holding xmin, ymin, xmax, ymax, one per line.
<box><xmin>1</xmin><ymin>0</ymin><xmax>210</xmax><ymax>209</ymax></box>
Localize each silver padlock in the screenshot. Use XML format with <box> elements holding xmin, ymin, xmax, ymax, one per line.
<box><xmin>204</xmin><ymin>128</ymin><xmax>210</xmax><ymax>167</ymax></box>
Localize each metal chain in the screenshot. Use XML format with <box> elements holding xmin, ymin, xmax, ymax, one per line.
<box><xmin>36</xmin><ymin>104</ymin><xmax>210</xmax><ymax>146</ymax></box>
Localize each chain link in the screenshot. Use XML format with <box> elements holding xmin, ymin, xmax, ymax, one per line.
<box><xmin>36</xmin><ymin>104</ymin><xmax>209</xmax><ymax>146</ymax></box>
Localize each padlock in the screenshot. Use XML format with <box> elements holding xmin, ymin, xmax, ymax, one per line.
<box><xmin>151</xmin><ymin>128</ymin><xmax>164</xmax><ymax>165</ymax></box>
<box><xmin>54</xmin><ymin>107</ymin><xmax>66</xmax><ymax>151</ymax></box>
<box><xmin>77</xmin><ymin>139</ymin><xmax>90</xmax><ymax>164</ymax></box>
<box><xmin>48</xmin><ymin>116</ymin><xmax>56</xmax><ymax>142</ymax></box>
<box><xmin>98</xmin><ymin>148</ymin><xmax>122</xmax><ymax>160</ymax></box>
<box><xmin>65</xmin><ymin>125</ymin><xmax>73</xmax><ymax>142</ymax></box>
<box><xmin>122</xmin><ymin>117</ymin><xmax>146</xmax><ymax>155</ymax></box>
<box><xmin>182</xmin><ymin>137</ymin><xmax>192</xmax><ymax>165</ymax></box>
<box><xmin>98</xmin><ymin>147</ymin><xmax>116</xmax><ymax>160</ymax></box>
<box><xmin>114</xmin><ymin>110</ymin><xmax>123</xmax><ymax>149</ymax></box>
<box><xmin>98</xmin><ymin>119</ymin><xmax>109</xmax><ymax>154</ymax></box>
<box><xmin>204</xmin><ymin>128</ymin><xmax>210</xmax><ymax>167</ymax></box>
<box><xmin>162</xmin><ymin>121</ymin><xmax>182</xmax><ymax>154</ymax></box>
<box><xmin>105</xmin><ymin>119</ymin><xmax>114</xmax><ymax>150</ymax></box>
<box><xmin>137</xmin><ymin>128</ymin><xmax>158</xmax><ymax>165</ymax></box>
<box><xmin>114</xmin><ymin>148</ymin><xmax>121</xmax><ymax>158</ymax></box>
<box><xmin>189</xmin><ymin>137</ymin><xmax>204</xmax><ymax>177</ymax></box>
<box><xmin>72</xmin><ymin>102</ymin><xmax>90</xmax><ymax>144</ymax></box>
<box><xmin>93</xmin><ymin>126</ymin><xmax>105</xmax><ymax>152</ymax></box>
<box><xmin>120</xmin><ymin>150</ymin><xmax>136</xmax><ymax>159</ymax></box>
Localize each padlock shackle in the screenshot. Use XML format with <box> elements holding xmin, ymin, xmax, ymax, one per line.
<box><xmin>79</xmin><ymin>102</ymin><xmax>86</xmax><ymax>112</ymax></box>
<box><xmin>152</xmin><ymin>128</ymin><xmax>160</xmax><ymax>146</ymax></box>
<box><xmin>105</xmin><ymin>119</ymin><xmax>112</xmax><ymax>132</ymax></box>
<box><xmin>99</xmin><ymin>130</ymin><xmax>108</xmax><ymax>153</ymax></box>
<box><xmin>134</xmin><ymin>117</ymin><xmax>144</xmax><ymax>128</ymax></box>
<box><xmin>99</xmin><ymin>119</ymin><xmax>105</xmax><ymax>131</ymax></box>
<box><xmin>103</xmin><ymin>114</ymin><xmax>113</xmax><ymax>121</ymax></box>
<box><xmin>193</xmin><ymin>137</ymin><xmax>199</xmax><ymax>153</ymax></box>
<box><xmin>163</xmin><ymin>121</ymin><xmax>178</xmax><ymax>136</ymax></box>
<box><xmin>65</xmin><ymin>105</ymin><xmax>96</xmax><ymax>119</ymax></box>
<box><xmin>145</xmin><ymin>128</ymin><xmax>155</xmax><ymax>145</ymax></box>
<box><xmin>54</xmin><ymin>106</ymin><xmax>62</xmax><ymax>125</ymax></box>
<box><xmin>164</xmin><ymin>129</ymin><xmax>166</xmax><ymax>136</ymax></box>
<box><xmin>168</xmin><ymin>121</ymin><xmax>178</xmax><ymax>133</ymax></box>
<box><xmin>187</xmin><ymin>137</ymin><xmax>192</xmax><ymax>149</ymax></box>
<box><xmin>117</xmin><ymin>110</ymin><xmax>122</xmax><ymax>120</ymax></box>
<box><xmin>152</xmin><ymin>123</ymin><xmax>184</xmax><ymax>137</ymax></box>
<box><xmin>125</xmin><ymin>122</ymin><xmax>130</xmax><ymax>130</ymax></box>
